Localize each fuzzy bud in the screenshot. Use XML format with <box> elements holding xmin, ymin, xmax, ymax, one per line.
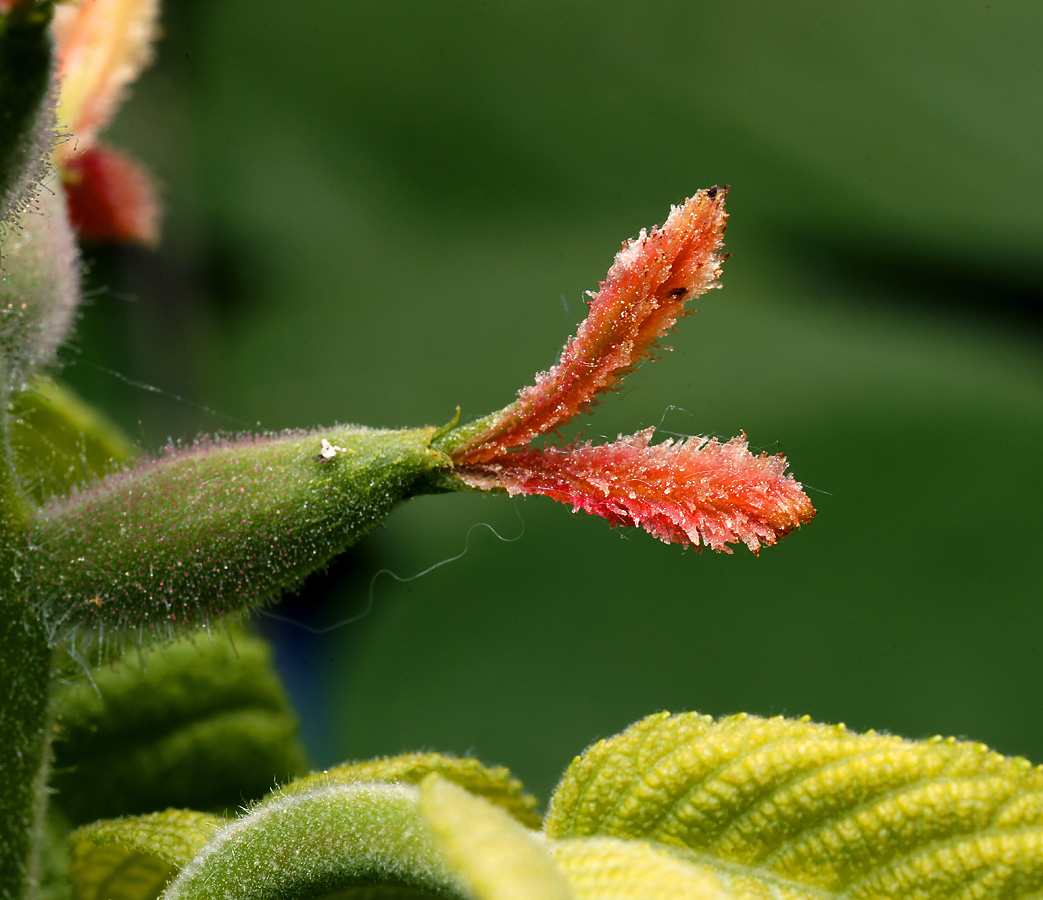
<box><xmin>1</xmin><ymin>172</ymin><xmax>82</xmax><ymax>388</ymax></box>
<box><xmin>29</xmin><ymin>426</ymin><xmax>448</xmax><ymax>647</ymax></box>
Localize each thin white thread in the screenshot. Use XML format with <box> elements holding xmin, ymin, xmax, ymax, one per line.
<box><xmin>260</xmin><ymin>506</ymin><xmax>526</xmax><ymax>635</ymax></box>
<box><xmin>65</xmin><ymin>356</ymin><xmax>255</xmax><ymax>429</ymax></box>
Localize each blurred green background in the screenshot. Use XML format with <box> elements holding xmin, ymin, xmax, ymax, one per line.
<box><xmin>66</xmin><ymin>1</ymin><xmax>1041</xmax><ymax>803</ymax></box>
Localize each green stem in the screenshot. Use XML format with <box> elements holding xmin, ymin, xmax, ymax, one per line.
<box><xmin>0</xmin><ymin>595</ymin><xmax>52</xmax><ymax>900</ymax></box>
<box><xmin>0</xmin><ymin>364</ymin><xmax>52</xmax><ymax>900</ymax></box>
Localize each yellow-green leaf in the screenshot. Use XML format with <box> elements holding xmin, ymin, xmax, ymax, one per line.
<box><xmin>277</xmin><ymin>753</ymin><xmax>540</xmax><ymax>828</ymax></box>
<box><xmin>546</xmin><ymin>711</ymin><xmax>1043</xmax><ymax>899</ymax></box>
<box><xmin>67</xmin><ymin>809</ymin><xmax>224</xmax><ymax>900</ymax></box>
<box><xmin>550</xmin><ymin>837</ymin><xmax>732</xmax><ymax>900</ymax></box>
<box><xmin>418</xmin><ymin>774</ymin><xmax>571</xmax><ymax>900</ymax></box>
<box><xmin>9</xmin><ymin>377</ymin><xmax>136</xmax><ymax>505</ymax></box>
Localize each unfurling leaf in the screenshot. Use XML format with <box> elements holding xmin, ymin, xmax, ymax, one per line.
<box><xmin>450</xmin><ymin>190</ymin><xmax>728</xmax><ymax>465</ymax></box>
<box><xmin>161</xmin><ymin>783</ymin><xmax>463</xmax><ymax>900</ymax></box>
<box><xmin>455</xmin><ymin>429</ymin><xmax>813</xmax><ymax>553</ymax></box>
<box><xmin>51</xmin><ymin>0</ymin><xmax>160</xmax><ymax>159</ymax></box>
<box><xmin>418</xmin><ymin>775</ymin><xmax>571</xmax><ymax>900</ymax></box>
<box><xmin>438</xmin><ymin>191</ymin><xmax>815</xmax><ymax>553</ymax></box>
<box><xmin>61</xmin><ymin>144</ymin><xmax>159</xmax><ymax>245</ymax></box>
<box><xmin>277</xmin><ymin>753</ymin><xmax>540</xmax><ymax>828</ymax></box>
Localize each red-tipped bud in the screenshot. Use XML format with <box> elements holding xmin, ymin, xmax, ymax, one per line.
<box><xmin>455</xmin><ymin>428</ymin><xmax>815</xmax><ymax>554</ymax></box>
<box><xmin>62</xmin><ymin>143</ymin><xmax>159</xmax><ymax>245</ymax></box>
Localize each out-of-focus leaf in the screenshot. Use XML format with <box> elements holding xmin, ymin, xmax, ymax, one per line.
<box><xmin>67</xmin><ymin>809</ymin><xmax>223</xmax><ymax>900</ymax></box>
<box><xmin>10</xmin><ymin>377</ymin><xmax>135</xmax><ymax>504</ymax></box>
<box><xmin>418</xmin><ymin>775</ymin><xmax>570</xmax><ymax>900</ymax></box>
<box><xmin>51</xmin><ymin>630</ymin><xmax>307</xmax><ymax>825</ymax></box>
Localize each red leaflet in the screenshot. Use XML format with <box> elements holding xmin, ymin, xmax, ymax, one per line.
<box><xmin>62</xmin><ymin>144</ymin><xmax>159</xmax><ymax>246</ymax></box>
<box><xmin>448</xmin><ymin>189</ymin><xmax>816</xmax><ymax>553</ymax></box>
<box><xmin>455</xmin><ymin>429</ymin><xmax>814</xmax><ymax>554</ymax></box>
<box><xmin>454</xmin><ymin>188</ymin><xmax>727</xmax><ymax>465</ymax></box>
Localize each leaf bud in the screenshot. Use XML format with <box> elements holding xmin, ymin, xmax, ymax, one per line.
<box><xmin>29</xmin><ymin>425</ymin><xmax>448</xmax><ymax>647</ymax></box>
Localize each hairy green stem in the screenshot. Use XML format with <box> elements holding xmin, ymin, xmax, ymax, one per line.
<box><xmin>1</xmin><ymin>367</ymin><xmax>53</xmax><ymax>900</ymax></box>
<box><xmin>0</xmin><ymin>595</ymin><xmax>52</xmax><ymax>900</ymax></box>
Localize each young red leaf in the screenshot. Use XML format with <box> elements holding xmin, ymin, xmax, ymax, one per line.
<box><xmin>455</xmin><ymin>428</ymin><xmax>814</xmax><ymax>554</ymax></box>
<box><xmin>454</xmin><ymin>188</ymin><xmax>727</xmax><ymax>465</ymax></box>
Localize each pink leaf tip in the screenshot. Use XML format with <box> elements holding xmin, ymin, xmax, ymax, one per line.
<box><xmin>454</xmin><ymin>428</ymin><xmax>815</xmax><ymax>554</ymax></box>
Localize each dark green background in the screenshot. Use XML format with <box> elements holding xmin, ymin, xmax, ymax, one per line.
<box><xmin>68</xmin><ymin>1</ymin><xmax>1042</xmax><ymax>803</ymax></box>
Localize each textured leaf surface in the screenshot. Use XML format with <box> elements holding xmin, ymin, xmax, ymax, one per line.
<box><xmin>278</xmin><ymin>752</ymin><xmax>540</xmax><ymax>828</ymax></box>
<box><xmin>546</xmin><ymin>712</ymin><xmax>1043</xmax><ymax>898</ymax></box>
<box><xmin>67</xmin><ymin>809</ymin><xmax>223</xmax><ymax>900</ymax></box>
<box><xmin>51</xmin><ymin>631</ymin><xmax>306</xmax><ymax>825</ymax></box>
<box><xmin>419</xmin><ymin>775</ymin><xmax>571</xmax><ymax>900</ymax></box>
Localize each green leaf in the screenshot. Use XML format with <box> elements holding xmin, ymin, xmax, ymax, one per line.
<box><xmin>418</xmin><ymin>774</ymin><xmax>571</xmax><ymax>900</ymax></box>
<box><xmin>161</xmin><ymin>782</ymin><xmax>465</xmax><ymax>900</ymax></box>
<box><xmin>10</xmin><ymin>377</ymin><xmax>136</xmax><ymax>505</ymax></box>
<box><xmin>67</xmin><ymin>809</ymin><xmax>225</xmax><ymax>900</ymax></box>
<box><xmin>29</xmin><ymin>426</ymin><xmax>448</xmax><ymax>648</ymax></box>
<box><xmin>546</xmin><ymin>711</ymin><xmax>1043</xmax><ymax>899</ymax></box>
<box><xmin>278</xmin><ymin>752</ymin><xmax>540</xmax><ymax>828</ymax></box>
<box><xmin>51</xmin><ymin>630</ymin><xmax>307</xmax><ymax>825</ymax></box>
